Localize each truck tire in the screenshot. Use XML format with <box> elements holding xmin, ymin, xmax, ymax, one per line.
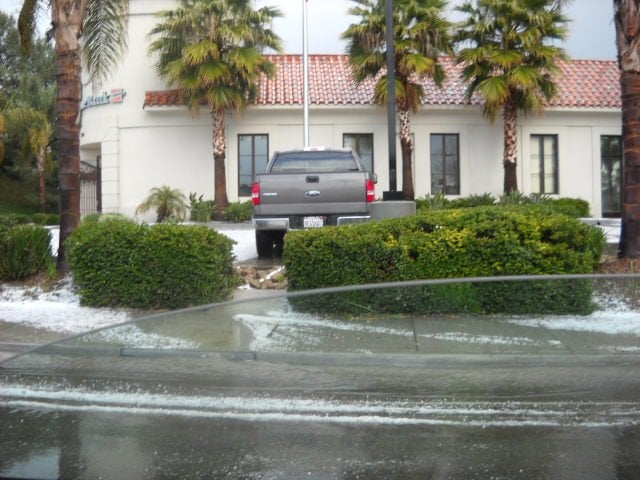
<box><xmin>255</xmin><ymin>230</ymin><xmax>274</xmax><ymax>258</ymax></box>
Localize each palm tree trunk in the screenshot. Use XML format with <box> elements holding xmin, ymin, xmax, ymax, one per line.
<box><xmin>615</xmin><ymin>0</ymin><xmax>640</xmax><ymax>258</ymax></box>
<box><xmin>37</xmin><ymin>150</ymin><xmax>46</xmax><ymax>212</ymax></box>
<box><xmin>399</xmin><ymin>109</ymin><xmax>415</xmax><ymax>200</ymax></box>
<box><xmin>55</xmin><ymin>49</ymin><xmax>82</xmax><ymax>273</ymax></box>
<box><xmin>503</xmin><ymin>99</ymin><xmax>518</xmax><ymax>193</ymax></box>
<box><xmin>619</xmin><ymin>70</ymin><xmax>640</xmax><ymax>257</ymax></box>
<box><xmin>53</xmin><ymin>0</ymin><xmax>86</xmax><ymax>273</ymax></box>
<box><xmin>211</xmin><ymin>109</ymin><xmax>229</xmax><ymax>220</ymax></box>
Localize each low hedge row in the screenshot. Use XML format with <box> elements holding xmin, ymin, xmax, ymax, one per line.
<box><xmin>416</xmin><ymin>193</ymin><xmax>591</xmax><ymax>218</ymax></box>
<box><xmin>0</xmin><ymin>213</ymin><xmax>60</xmax><ymax>227</ymax></box>
<box><xmin>283</xmin><ymin>207</ymin><xmax>606</xmax><ymax>315</ymax></box>
<box><xmin>66</xmin><ymin>219</ymin><xmax>237</xmax><ymax>309</ymax></box>
<box><xmin>0</xmin><ymin>224</ymin><xmax>54</xmax><ymax>281</ymax></box>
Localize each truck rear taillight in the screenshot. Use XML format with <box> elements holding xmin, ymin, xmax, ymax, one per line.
<box><xmin>366</xmin><ymin>178</ymin><xmax>375</xmax><ymax>202</ymax></box>
<box><xmin>251</xmin><ymin>182</ymin><xmax>261</xmax><ymax>205</ymax></box>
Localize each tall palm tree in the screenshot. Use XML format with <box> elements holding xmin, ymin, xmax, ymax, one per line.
<box><xmin>455</xmin><ymin>0</ymin><xmax>569</xmax><ymax>194</ymax></box>
<box><xmin>17</xmin><ymin>0</ymin><xmax>129</xmax><ymax>272</ymax></box>
<box><xmin>343</xmin><ymin>0</ymin><xmax>453</xmax><ymax>200</ymax></box>
<box><xmin>148</xmin><ymin>0</ymin><xmax>282</xmax><ymax>219</ymax></box>
<box><xmin>614</xmin><ymin>0</ymin><xmax>640</xmax><ymax>258</ymax></box>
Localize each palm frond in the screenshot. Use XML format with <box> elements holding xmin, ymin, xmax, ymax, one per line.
<box><xmin>82</xmin><ymin>0</ymin><xmax>129</xmax><ymax>86</ymax></box>
<box><xmin>17</xmin><ymin>0</ymin><xmax>39</xmax><ymax>55</ymax></box>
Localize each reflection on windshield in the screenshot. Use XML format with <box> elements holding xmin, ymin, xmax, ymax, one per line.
<box><xmin>1</xmin><ymin>275</ymin><xmax>639</xmax><ymax>479</ymax></box>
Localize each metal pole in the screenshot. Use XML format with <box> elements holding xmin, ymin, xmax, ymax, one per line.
<box><xmin>303</xmin><ymin>0</ymin><xmax>310</xmax><ymax>147</ymax></box>
<box><xmin>385</xmin><ymin>0</ymin><xmax>397</xmax><ymax>194</ymax></box>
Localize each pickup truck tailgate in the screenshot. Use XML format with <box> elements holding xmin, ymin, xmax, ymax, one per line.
<box><xmin>255</xmin><ymin>171</ymin><xmax>368</xmax><ymax>216</ymax></box>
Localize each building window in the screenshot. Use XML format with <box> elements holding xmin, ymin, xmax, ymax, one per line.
<box><xmin>601</xmin><ymin>135</ymin><xmax>622</xmax><ymax>217</ymax></box>
<box><xmin>430</xmin><ymin>134</ymin><xmax>459</xmax><ymax>195</ymax></box>
<box><xmin>238</xmin><ymin>134</ymin><xmax>268</xmax><ymax>196</ymax></box>
<box><xmin>530</xmin><ymin>134</ymin><xmax>558</xmax><ymax>194</ymax></box>
<box><xmin>343</xmin><ymin>133</ymin><xmax>374</xmax><ymax>173</ymax></box>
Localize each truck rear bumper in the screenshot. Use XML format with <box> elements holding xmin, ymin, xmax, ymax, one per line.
<box><xmin>252</xmin><ymin>217</ymin><xmax>291</xmax><ymax>231</ymax></box>
<box><xmin>253</xmin><ymin>215</ymin><xmax>370</xmax><ymax>231</ymax></box>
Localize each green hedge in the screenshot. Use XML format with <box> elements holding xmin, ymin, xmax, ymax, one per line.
<box><xmin>0</xmin><ymin>224</ymin><xmax>54</xmax><ymax>281</ymax></box>
<box><xmin>416</xmin><ymin>193</ymin><xmax>591</xmax><ymax>218</ymax></box>
<box><xmin>283</xmin><ymin>207</ymin><xmax>606</xmax><ymax>315</ymax></box>
<box><xmin>0</xmin><ymin>213</ymin><xmax>60</xmax><ymax>227</ymax></box>
<box><xmin>66</xmin><ymin>219</ymin><xmax>237</xmax><ymax>309</ymax></box>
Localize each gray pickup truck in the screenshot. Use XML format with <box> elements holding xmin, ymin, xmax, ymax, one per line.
<box><xmin>251</xmin><ymin>147</ymin><xmax>376</xmax><ymax>258</ymax></box>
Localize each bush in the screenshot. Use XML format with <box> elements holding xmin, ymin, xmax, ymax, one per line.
<box><xmin>66</xmin><ymin>219</ymin><xmax>238</xmax><ymax>309</ymax></box>
<box><xmin>81</xmin><ymin>213</ymin><xmax>131</xmax><ymax>224</ymax></box>
<box><xmin>224</xmin><ymin>200</ymin><xmax>253</xmax><ymax>223</ymax></box>
<box><xmin>417</xmin><ymin>193</ymin><xmax>589</xmax><ymax>218</ymax></box>
<box><xmin>30</xmin><ymin>213</ymin><xmax>59</xmax><ymax>225</ymax></box>
<box><xmin>283</xmin><ymin>207</ymin><xmax>606</xmax><ymax>315</ymax></box>
<box><xmin>0</xmin><ymin>224</ymin><xmax>54</xmax><ymax>281</ymax></box>
<box><xmin>189</xmin><ymin>193</ymin><xmax>216</xmax><ymax>222</ymax></box>
<box><xmin>448</xmin><ymin>193</ymin><xmax>497</xmax><ymax>209</ymax></box>
<box><xmin>0</xmin><ymin>214</ymin><xmax>30</xmax><ymax>227</ymax></box>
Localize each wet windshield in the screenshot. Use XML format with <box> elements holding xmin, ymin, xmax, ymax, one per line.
<box><xmin>1</xmin><ymin>275</ymin><xmax>640</xmax><ymax>479</ymax></box>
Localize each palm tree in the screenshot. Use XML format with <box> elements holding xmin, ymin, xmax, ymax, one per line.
<box><xmin>136</xmin><ymin>186</ymin><xmax>188</xmax><ymax>222</ymax></box>
<box><xmin>17</xmin><ymin>0</ymin><xmax>129</xmax><ymax>272</ymax></box>
<box><xmin>148</xmin><ymin>0</ymin><xmax>282</xmax><ymax>219</ymax></box>
<box><xmin>0</xmin><ymin>106</ymin><xmax>53</xmax><ymax>212</ymax></box>
<box><xmin>614</xmin><ymin>0</ymin><xmax>640</xmax><ymax>258</ymax></box>
<box><xmin>455</xmin><ymin>0</ymin><xmax>569</xmax><ymax>193</ymax></box>
<box><xmin>343</xmin><ymin>0</ymin><xmax>452</xmax><ymax>200</ymax></box>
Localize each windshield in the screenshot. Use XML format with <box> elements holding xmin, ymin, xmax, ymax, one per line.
<box><xmin>269</xmin><ymin>150</ymin><xmax>360</xmax><ymax>173</ymax></box>
<box><xmin>1</xmin><ymin>275</ymin><xmax>639</xmax><ymax>479</ymax></box>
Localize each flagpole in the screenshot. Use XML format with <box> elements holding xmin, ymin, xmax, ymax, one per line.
<box><xmin>303</xmin><ymin>0</ymin><xmax>310</xmax><ymax>147</ymax></box>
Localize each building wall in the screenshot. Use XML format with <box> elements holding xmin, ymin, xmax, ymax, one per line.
<box><xmin>78</xmin><ymin>1</ymin><xmax>622</xmax><ymax>219</ymax></box>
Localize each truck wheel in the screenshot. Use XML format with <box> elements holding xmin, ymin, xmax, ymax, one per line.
<box><xmin>273</xmin><ymin>231</ymin><xmax>285</xmax><ymax>258</ymax></box>
<box><xmin>255</xmin><ymin>230</ymin><xmax>274</xmax><ymax>258</ymax></box>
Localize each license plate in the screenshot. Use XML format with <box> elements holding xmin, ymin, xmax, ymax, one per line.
<box><xmin>303</xmin><ymin>216</ymin><xmax>324</xmax><ymax>228</ymax></box>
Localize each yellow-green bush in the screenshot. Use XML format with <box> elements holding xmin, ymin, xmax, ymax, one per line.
<box><xmin>284</xmin><ymin>207</ymin><xmax>606</xmax><ymax>315</ymax></box>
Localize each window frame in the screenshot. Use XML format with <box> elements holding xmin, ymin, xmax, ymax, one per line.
<box><xmin>530</xmin><ymin>134</ymin><xmax>559</xmax><ymax>195</ymax></box>
<box><xmin>238</xmin><ymin>134</ymin><xmax>269</xmax><ymax>197</ymax></box>
<box><xmin>429</xmin><ymin>133</ymin><xmax>460</xmax><ymax>195</ymax></box>
<box><xmin>600</xmin><ymin>134</ymin><xmax>622</xmax><ymax>217</ymax></box>
<box><xmin>343</xmin><ymin>133</ymin><xmax>374</xmax><ymax>174</ymax></box>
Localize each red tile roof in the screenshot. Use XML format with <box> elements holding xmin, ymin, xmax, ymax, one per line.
<box><xmin>144</xmin><ymin>54</ymin><xmax>621</xmax><ymax>109</ymax></box>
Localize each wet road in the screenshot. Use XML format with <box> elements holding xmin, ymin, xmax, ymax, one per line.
<box><xmin>2</xmin><ymin>351</ymin><xmax>640</xmax><ymax>479</ymax></box>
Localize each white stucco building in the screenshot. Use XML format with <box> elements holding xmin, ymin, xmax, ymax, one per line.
<box><xmin>79</xmin><ymin>1</ymin><xmax>623</xmax><ymax>219</ymax></box>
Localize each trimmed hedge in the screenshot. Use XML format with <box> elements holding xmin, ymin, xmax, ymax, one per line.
<box><xmin>283</xmin><ymin>207</ymin><xmax>606</xmax><ymax>315</ymax></box>
<box><xmin>0</xmin><ymin>213</ymin><xmax>60</xmax><ymax>227</ymax></box>
<box><xmin>66</xmin><ymin>219</ymin><xmax>237</xmax><ymax>309</ymax></box>
<box><xmin>0</xmin><ymin>224</ymin><xmax>54</xmax><ymax>280</ymax></box>
<box><xmin>416</xmin><ymin>193</ymin><xmax>591</xmax><ymax>218</ymax></box>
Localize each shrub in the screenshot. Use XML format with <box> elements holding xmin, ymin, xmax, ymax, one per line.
<box><xmin>415</xmin><ymin>192</ymin><xmax>450</xmax><ymax>211</ymax></box>
<box><xmin>0</xmin><ymin>224</ymin><xmax>54</xmax><ymax>280</ymax></box>
<box><xmin>0</xmin><ymin>214</ymin><xmax>30</xmax><ymax>227</ymax></box>
<box><xmin>30</xmin><ymin>213</ymin><xmax>49</xmax><ymax>225</ymax></box>
<box><xmin>224</xmin><ymin>200</ymin><xmax>252</xmax><ymax>223</ymax></box>
<box><xmin>448</xmin><ymin>193</ymin><xmax>496</xmax><ymax>209</ymax></box>
<box><xmin>548</xmin><ymin>197</ymin><xmax>591</xmax><ymax>218</ymax></box>
<box><xmin>283</xmin><ymin>207</ymin><xmax>606</xmax><ymax>315</ymax></box>
<box><xmin>189</xmin><ymin>193</ymin><xmax>216</xmax><ymax>222</ymax></box>
<box><xmin>136</xmin><ymin>186</ymin><xmax>188</xmax><ymax>222</ymax></box>
<box><xmin>81</xmin><ymin>213</ymin><xmax>131</xmax><ymax>224</ymax></box>
<box><xmin>66</xmin><ymin>219</ymin><xmax>237</xmax><ymax>309</ymax></box>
